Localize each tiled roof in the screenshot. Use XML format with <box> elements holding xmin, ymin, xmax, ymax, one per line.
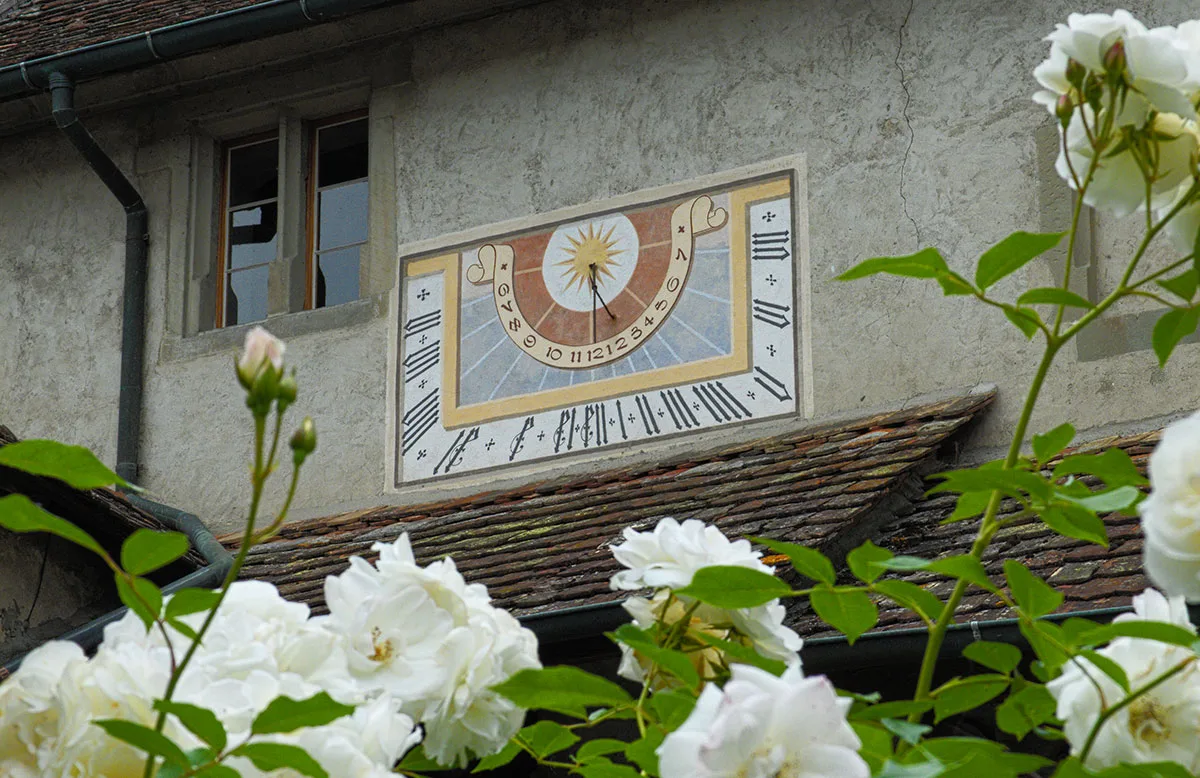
<box><xmin>852</xmin><ymin>429</ymin><xmax>1160</xmax><ymax>635</ymax></box>
<box><xmin>0</xmin><ymin>424</ymin><xmax>207</xmax><ymax>570</ymax></box>
<box><xmin>0</xmin><ymin>0</ymin><xmax>271</xmax><ymax>67</ymax></box>
<box><xmin>227</xmin><ymin>389</ymin><xmax>997</xmax><ymax>617</ymax></box>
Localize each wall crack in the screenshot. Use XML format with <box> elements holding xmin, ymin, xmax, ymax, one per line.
<box><xmin>895</xmin><ymin>0</ymin><xmax>920</xmax><ymax>248</ymax></box>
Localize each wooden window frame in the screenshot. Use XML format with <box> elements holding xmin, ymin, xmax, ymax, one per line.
<box><xmin>305</xmin><ymin>110</ymin><xmax>370</xmax><ymax>311</ymax></box>
<box><xmin>215</xmin><ymin>130</ymin><xmax>279</xmax><ymax>329</ymax></box>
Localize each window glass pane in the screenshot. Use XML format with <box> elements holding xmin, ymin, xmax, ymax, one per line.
<box><xmin>229</xmin><ymin>203</ymin><xmax>277</xmax><ymax>270</ymax></box>
<box><xmin>226</xmin><ymin>264</ymin><xmax>269</xmax><ymax>326</ymax></box>
<box><xmin>316</xmin><ymin>245</ymin><xmax>360</xmax><ymax>308</ymax></box>
<box><xmin>318</xmin><ymin>182</ymin><xmax>368</xmax><ymax>250</ymax></box>
<box><xmin>317</xmin><ymin>119</ymin><xmax>368</xmax><ymax>188</ymax></box>
<box><xmin>228</xmin><ymin>139</ymin><xmax>278</xmax><ymax>206</ymax></box>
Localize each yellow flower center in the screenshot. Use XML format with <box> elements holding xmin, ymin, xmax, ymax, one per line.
<box><xmin>369</xmin><ymin>626</ymin><xmax>395</xmax><ymax>664</ymax></box>
<box><xmin>1127</xmin><ymin>697</ymin><xmax>1172</xmax><ymax>746</ymax></box>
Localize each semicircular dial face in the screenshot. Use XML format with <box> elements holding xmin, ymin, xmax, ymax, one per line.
<box><xmin>490</xmin><ymin>198</ymin><xmax>725</xmax><ymax>370</ymax></box>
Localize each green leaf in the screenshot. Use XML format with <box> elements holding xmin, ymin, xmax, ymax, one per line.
<box><xmin>975</xmin><ymin>231</ymin><xmax>1065</xmax><ymax>289</ymax></box>
<box><xmin>809</xmin><ymin>587</ymin><xmax>878</xmax><ymax>644</ymax></box>
<box><xmin>872</xmin><ymin>580</ymin><xmax>944</xmax><ymax>623</ymax></box>
<box><xmin>517</xmin><ymin>720</ymin><xmax>578</xmax><ymax>758</ymax></box>
<box><xmin>1021</xmin><ymin>621</ymin><xmax>1069</xmax><ymax>676</ymax></box>
<box><xmin>250</xmin><ymin>692</ymin><xmax>354</xmax><ymax>735</ymax></box>
<box><xmin>1038</xmin><ymin>504</ymin><xmax>1108</xmax><ymax>547</ymax></box>
<box><xmin>493</xmin><ymin>667</ymin><xmax>633</xmax><ymax>719</ymax></box>
<box><xmin>962</xmin><ymin>640</ymin><xmax>1022</xmax><ymax>673</ymax></box>
<box><xmin>164</xmin><ymin>588</ymin><xmax>221</xmax><ymax>620</ymax></box>
<box><xmin>922</xmin><ymin>736</ymin><xmax>1050</xmax><ymax>777</ymax></box>
<box><xmin>1057</xmin><ymin>485</ymin><xmax>1143</xmax><ymax>514</ymax></box>
<box><xmin>93</xmin><ymin>719</ymin><xmax>190</xmax><ymax>767</ymax></box>
<box><xmin>1158</xmin><ymin>269</ymin><xmax>1199</xmax><ymax>302</ymax></box>
<box><xmin>936</xmin><ymin>271</ymin><xmax>976</xmax><ymax>296</ymax></box>
<box><xmin>1033</xmin><ymin>423</ymin><xmax>1076</xmax><ymax>463</ymax></box>
<box><xmin>943</xmin><ymin>491</ymin><xmax>991</xmax><ymax>524</ymax></box>
<box><xmin>995</xmin><ymin>684</ymin><xmax>1056</xmax><ymax>740</ymax></box>
<box><xmin>1079</xmin><ymin>649</ymin><xmax>1131</xmax><ymax>691</ymax></box>
<box><xmin>691</xmin><ymin>632</ymin><xmax>788</xmax><ymax>676</ymax></box>
<box><xmin>575</xmin><ymin>739</ymin><xmax>629</xmax><ymax>763</ymax></box>
<box><xmin>153</xmin><ymin>700</ymin><xmax>227</xmax><ymax>752</ymax></box>
<box><xmin>929</xmin><ymin>464</ymin><xmax>1051</xmax><ymax>501</ymax></box>
<box><xmin>852</xmin><ymin>721</ymin><xmax>895</xmax><ymax>772</ymax></box>
<box><xmin>932</xmin><ymin>675</ymin><xmax>1010</xmax><ymax>722</ymax></box>
<box><xmin>473</xmin><ymin>740</ymin><xmax>521</xmax><ymax>772</ymax></box>
<box><xmin>877</xmin><ymin>555</ymin><xmax>932</xmax><ymax>571</ymax></box>
<box><xmin>1152</xmin><ymin>306</ymin><xmax>1200</xmax><ymax>367</ymax></box>
<box><xmin>648</xmin><ymin>689</ymin><xmax>696</xmax><ymax>730</ymax></box>
<box><xmin>880</xmin><ymin>717</ymin><xmax>931</xmax><ymax>745</ymax></box>
<box><xmin>574</xmin><ymin>760</ymin><xmax>642</xmax><ymax>778</ymax></box>
<box><xmin>156</xmin><ymin>748</ymin><xmax>217</xmax><ymax>778</ymax></box>
<box><xmin>397</xmin><ymin>744</ymin><xmax>451</xmax><ymax>771</ymax></box>
<box><xmin>0</xmin><ymin>439</ymin><xmax>129</xmax><ymax>489</ymax></box>
<box><xmin>116</xmin><ymin>574</ymin><xmax>162</xmax><ymax>630</ymax></box>
<box><xmin>1004</xmin><ymin>561</ymin><xmax>1062</xmax><ymax>619</ymax></box>
<box><xmin>877</xmin><ymin>757</ymin><xmax>948</xmax><ymax>778</ymax></box>
<box><xmin>0</xmin><ymin>493</ymin><xmax>105</xmax><ymax>557</ymax></box>
<box><xmin>625</xmin><ymin>729</ymin><xmax>664</xmax><ymax>774</ymax></box>
<box><xmin>1079</xmin><ymin>620</ymin><xmax>1199</xmax><ymax>649</ymax></box>
<box><xmin>233</xmin><ymin>743</ymin><xmax>328</xmax><ymax>778</ymax></box>
<box><xmin>121</xmin><ymin>529</ymin><xmax>190</xmax><ymax>576</ymax></box>
<box><xmin>1053</xmin><ymin>448</ymin><xmax>1148</xmax><ymax>487</ymax></box>
<box><xmin>838</xmin><ymin>247</ymin><xmax>950</xmax><ymax>281</ymax></box>
<box><xmin>853</xmin><ymin>700</ymin><xmax>933</xmax><ymax>721</ymax></box>
<box><xmin>610</xmin><ymin>624</ymin><xmax>700</xmax><ymax>688</ymax></box>
<box><xmin>675</xmin><ymin>565</ymin><xmax>790</xmax><ymax>608</ymax></box>
<box><xmin>927</xmin><ymin>556</ymin><xmax>999</xmax><ymax>594</ymax></box>
<box><xmin>1016</xmin><ymin>287</ymin><xmax>1095</xmax><ymax>309</ymax></box>
<box><xmin>1003</xmin><ymin>305</ymin><xmax>1043</xmax><ymax>339</ymax></box>
<box><xmin>847</xmin><ymin>540</ymin><xmax>893</xmax><ymax>584</ymax></box>
<box><xmin>752</xmin><ymin>537</ymin><xmax>835</xmax><ymax>584</ymax></box>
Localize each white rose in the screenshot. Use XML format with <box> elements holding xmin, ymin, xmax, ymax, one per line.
<box><xmin>237</xmin><ymin>325</ymin><xmax>285</xmax><ymax>386</ymax></box>
<box><xmin>1141</xmin><ymin>411</ymin><xmax>1200</xmax><ymax>600</ymax></box>
<box><xmin>321</xmin><ymin>534</ymin><xmax>541</xmax><ymax>767</ymax></box>
<box><xmin>657</xmin><ymin>665</ymin><xmax>868</xmax><ymax>778</ymax></box>
<box><xmin>1154</xmin><ymin>182</ymin><xmax>1200</xmax><ymax>256</ymax></box>
<box><xmin>610</xmin><ymin>517</ymin><xmax>772</xmax><ymax>591</ymax></box>
<box><xmin>0</xmin><ymin>641</ymin><xmax>85</xmax><ymax>768</ymax></box>
<box><xmin>1048</xmin><ymin>589</ymin><xmax>1200</xmax><ymax>771</ymax></box>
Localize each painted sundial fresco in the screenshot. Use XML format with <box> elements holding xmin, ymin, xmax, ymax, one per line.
<box><xmin>395</xmin><ymin>171</ymin><xmax>800</xmax><ymax>483</ymax></box>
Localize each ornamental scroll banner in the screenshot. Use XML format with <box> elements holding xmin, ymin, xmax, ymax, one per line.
<box><xmin>395</xmin><ymin>172</ymin><xmax>800</xmax><ymax>484</ymax></box>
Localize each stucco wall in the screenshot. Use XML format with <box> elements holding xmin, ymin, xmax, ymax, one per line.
<box><xmin>2</xmin><ymin>0</ymin><xmax>1198</xmax><ymax>534</ymax></box>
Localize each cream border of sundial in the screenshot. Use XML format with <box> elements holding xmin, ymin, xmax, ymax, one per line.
<box><xmin>401</xmin><ymin>176</ymin><xmax>790</xmax><ymax>429</ymax></box>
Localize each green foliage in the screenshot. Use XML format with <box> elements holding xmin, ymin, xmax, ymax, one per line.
<box><xmin>1077</xmin><ymin>619</ymin><xmax>1199</xmax><ymax>649</ymax></box>
<box><xmin>995</xmin><ymin>683</ymin><xmax>1056</xmax><ymax>739</ymax></box>
<box><xmin>1032</xmin><ymin>423</ymin><xmax>1076</xmax><ymax>463</ymax></box>
<box><xmin>691</xmin><ymin>632</ymin><xmax>787</xmax><ymax>676</ymax></box>
<box><xmin>1157</xmin><ymin>268</ymin><xmax>1199</xmax><ymax>301</ymax></box>
<box><xmin>1053</xmin><ymin>448</ymin><xmax>1147</xmax><ymax>487</ymax></box>
<box><xmin>93</xmin><ymin>719</ymin><xmax>190</xmax><ymax>768</ymax></box>
<box><xmin>574</xmin><ymin>761</ymin><xmax>643</xmax><ymax>778</ymax></box>
<box><xmin>1017</xmin><ymin>287</ymin><xmax>1095</xmax><ymax>309</ymax></box>
<box><xmin>115</xmin><ymin>574</ymin><xmax>162</xmax><ymax>630</ymax></box>
<box><xmin>1004</xmin><ymin>561</ymin><xmax>1063</xmax><ymax>619</ymax></box>
<box><xmin>249</xmin><ymin>692</ymin><xmax>354</xmax><ymax>735</ymax></box>
<box><xmin>975</xmin><ymin>232</ymin><xmax>1066</xmax><ymax>290</ymax></box>
<box><xmin>926</xmin><ymin>556</ymin><xmax>999</xmax><ymax>594</ymax></box>
<box><xmin>871</xmin><ymin>580</ymin><xmax>944</xmax><ymax>623</ymax></box>
<box><xmin>153</xmin><ymin>700</ymin><xmax>228</xmax><ymax>752</ymax></box>
<box><xmin>809</xmin><ymin>586</ymin><xmax>878</xmax><ymax>644</ymax></box>
<box><xmin>919</xmin><ymin>737</ymin><xmax>1051</xmax><ymax>777</ymax></box>
<box><xmin>121</xmin><ymin>529</ymin><xmax>190</xmax><ymax>575</ymax></box>
<box><xmin>852</xmin><ymin>700</ymin><xmax>933</xmax><ymax>722</ymax></box>
<box><xmin>1152</xmin><ymin>306</ymin><xmax>1200</xmax><ymax>367</ymax></box>
<box><xmin>575</xmin><ymin>739</ymin><xmax>628</xmax><ymax>763</ymax></box>
<box><xmin>881</xmin><ymin>717</ymin><xmax>932</xmax><ymax>745</ymax></box>
<box><xmin>852</xmin><ymin>721</ymin><xmax>896</xmax><ymax>772</ymax></box>
<box><xmin>932</xmin><ymin>675</ymin><xmax>1010</xmax><ymax>722</ymax></box>
<box><xmin>625</xmin><ymin>729</ymin><xmax>664</xmax><ymax>774</ymax></box>
<box><xmin>1078</xmin><ymin>649</ymin><xmax>1131</xmax><ymax>691</ymax></box>
<box><xmin>473</xmin><ymin>741</ymin><xmax>521</xmax><ymax>772</ymax></box>
<box><xmin>943</xmin><ymin>490</ymin><xmax>991</xmax><ymax>523</ymax></box>
<box><xmin>0</xmin><ymin>493</ymin><xmax>106</xmax><ymax>557</ymax></box>
<box><xmin>233</xmin><ymin>742</ymin><xmax>329</xmax><ymax>778</ymax></box>
<box><xmin>164</xmin><ymin>588</ymin><xmax>221</xmax><ymax>620</ymax></box>
<box><xmin>675</xmin><ymin>565</ymin><xmax>791</xmax><ymax>608</ymax></box>
<box><xmin>648</xmin><ymin>689</ymin><xmax>697</xmax><ymax>730</ymax></box>
<box><xmin>1003</xmin><ymin>305</ymin><xmax>1044</xmax><ymax>338</ymax></box>
<box><xmin>0</xmin><ymin>438</ymin><xmax>130</xmax><ymax>489</ymax></box>
<box><xmin>751</xmin><ymin>537</ymin><xmax>835</xmax><ymax>584</ymax></box>
<box><xmin>610</xmin><ymin>624</ymin><xmax>701</xmax><ymax>688</ymax></box>
<box><xmin>397</xmin><ymin>744</ymin><xmax>452</xmax><ymax>772</ymax></box>
<box><xmin>493</xmin><ymin>667</ymin><xmax>633</xmax><ymax>719</ymax></box>
<box><xmin>1054</xmin><ymin>757</ymin><xmax>1197</xmax><ymax>777</ymax></box>
<box><xmin>847</xmin><ymin>540</ymin><xmax>893</xmax><ymax>583</ymax></box>
<box><xmin>962</xmin><ymin>641</ymin><xmax>1022</xmax><ymax>674</ymax></box>
<box><xmin>837</xmin><ymin>248</ymin><xmax>951</xmax><ymax>281</ymax></box>
<box><xmin>518</xmin><ymin>721</ymin><xmax>579</xmax><ymax>758</ymax></box>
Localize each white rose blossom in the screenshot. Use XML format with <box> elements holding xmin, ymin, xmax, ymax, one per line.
<box><xmin>1141</xmin><ymin>410</ymin><xmax>1200</xmax><ymax>601</ymax></box>
<box><xmin>610</xmin><ymin>518</ymin><xmax>802</xmax><ymax>680</ymax></box>
<box><xmin>237</xmin><ymin>325</ymin><xmax>286</xmax><ymax>385</ymax></box>
<box><xmin>321</xmin><ymin>534</ymin><xmax>541</xmax><ymax>767</ymax></box>
<box><xmin>1047</xmin><ymin>589</ymin><xmax>1200</xmax><ymax>771</ymax></box>
<box><xmin>657</xmin><ymin>664</ymin><xmax>868</xmax><ymax>778</ymax></box>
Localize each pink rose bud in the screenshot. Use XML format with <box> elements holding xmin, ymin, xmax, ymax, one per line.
<box><xmin>237</xmin><ymin>326</ymin><xmax>285</xmax><ymax>389</ymax></box>
<box><xmin>1103</xmin><ymin>39</ymin><xmax>1126</xmax><ymax>74</ymax></box>
<box><xmin>290</xmin><ymin>417</ymin><xmax>317</xmax><ymax>465</ymax></box>
<box><xmin>1065</xmin><ymin>58</ymin><xmax>1086</xmax><ymax>88</ymax></box>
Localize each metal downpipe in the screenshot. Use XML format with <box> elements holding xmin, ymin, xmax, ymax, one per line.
<box><xmin>48</xmin><ymin>73</ymin><xmax>147</xmax><ymax>484</ymax></box>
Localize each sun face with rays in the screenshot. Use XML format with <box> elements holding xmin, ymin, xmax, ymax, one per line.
<box><xmin>556</xmin><ymin>222</ymin><xmax>625</xmax><ymax>293</ymax></box>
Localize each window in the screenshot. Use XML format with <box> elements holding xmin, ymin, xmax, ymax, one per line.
<box><xmin>215</xmin><ymin>114</ymin><xmax>369</xmax><ymax>328</ymax></box>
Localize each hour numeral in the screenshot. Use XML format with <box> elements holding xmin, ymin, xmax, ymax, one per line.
<box><xmin>508</xmin><ymin>416</ymin><xmax>535</xmax><ymax>462</ymax></box>
<box><xmin>752</xmin><ymin>299</ymin><xmax>791</xmax><ymax>329</ymax></box>
<box><xmin>582</xmin><ymin>403</ymin><xmax>609</xmax><ymax>447</ymax></box>
<box><xmin>403</xmin><ymin>341</ymin><xmax>440</xmax><ymax>383</ymax></box>
<box><xmin>435</xmin><ymin>427</ymin><xmax>479</xmax><ymax>475</ymax></box>
<box><xmin>402</xmin><ymin>390</ymin><xmax>439</xmax><ymax>455</ymax></box>
<box><xmin>554</xmin><ymin>409</ymin><xmax>575</xmax><ymax>453</ymax></box>
<box><xmin>634</xmin><ymin>395</ymin><xmax>661</xmax><ymax>436</ymax></box>
<box><xmin>751</xmin><ymin>230</ymin><xmax>790</xmax><ymax>261</ymax></box>
<box><xmin>660</xmin><ymin>388</ymin><xmax>699</xmax><ymax>430</ymax></box>
<box><xmin>404</xmin><ymin>310</ymin><xmax>441</xmax><ymax>338</ymax></box>
<box><xmin>754</xmin><ymin>366</ymin><xmax>793</xmax><ymax>402</ymax></box>
<box><xmin>693</xmin><ymin>381</ymin><xmax>752</xmax><ymax>422</ymax></box>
